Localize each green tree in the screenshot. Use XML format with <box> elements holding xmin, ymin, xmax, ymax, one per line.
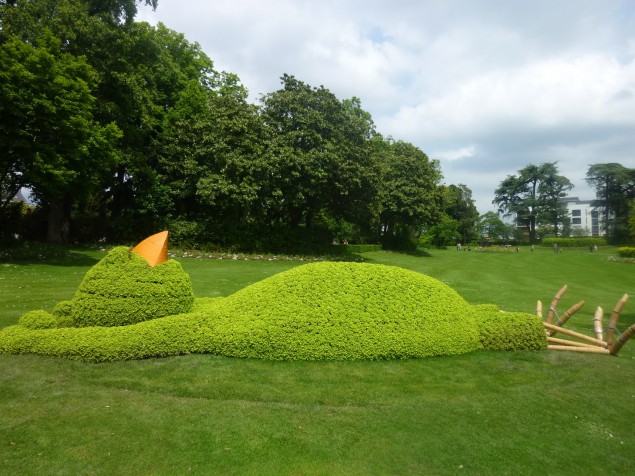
<box><xmin>0</xmin><ymin>33</ymin><xmax>120</xmax><ymax>242</ymax></box>
<box><xmin>85</xmin><ymin>0</ymin><xmax>157</xmax><ymax>24</ymax></box>
<box><xmin>158</xmin><ymin>73</ymin><xmax>266</xmax><ymax>247</ymax></box>
<box><xmin>477</xmin><ymin>212</ymin><xmax>516</xmax><ymax>241</ymax></box>
<box><xmin>0</xmin><ymin>0</ymin><xmax>163</xmax><ymax>241</ymax></box>
<box><xmin>536</xmin><ymin>162</ymin><xmax>573</xmax><ymax>236</ymax></box>
<box><xmin>586</xmin><ymin>163</ymin><xmax>635</xmax><ymax>243</ymax></box>
<box><xmin>327</xmin><ymin>96</ymin><xmax>380</xmax><ymax>241</ymax></box>
<box><xmin>260</xmin><ymin>75</ymin><xmax>336</xmax><ymax>234</ymax></box>
<box><xmin>442</xmin><ymin>184</ymin><xmax>479</xmax><ymax>244</ymax></box>
<box><xmin>374</xmin><ymin>137</ymin><xmax>443</xmax><ymax>249</ymax></box>
<box><xmin>259</xmin><ymin>75</ymin><xmax>380</xmax><ymax>247</ymax></box>
<box><xmin>425</xmin><ymin>215</ymin><xmax>460</xmax><ymax>247</ymax></box>
<box><xmin>493</xmin><ymin>162</ymin><xmax>572</xmax><ymax>244</ymax></box>
<box><xmin>628</xmin><ymin>199</ymin><xmax>635</xmax><ymax>242</ymax></box>
<box><xmin>97</xmin><ymin>22</ymin><xmax>222</xmax><ymax>241</ymax></box>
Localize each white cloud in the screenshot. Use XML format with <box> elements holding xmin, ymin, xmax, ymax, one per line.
<box><xmin>137</xmin><ymin>0</ymin><xmax>635</xmax><ymax>212</ymax></box>
<box><xmin>380</xmin><ymin>55</ymin><xmax>635</xmax><ymax>141</ymax></box>
<box><xmin>433</xmin><ymin>146</ymin><xmax>476</xmax><ymax>162</ymax></box>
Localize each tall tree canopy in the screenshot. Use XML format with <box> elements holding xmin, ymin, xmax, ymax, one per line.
<box><xmin>0</xmin><ymin>29</ymin><xmax>120</xmax><ymax>242</ymax></box>
<box><xmin>1</xmin><ymin>0</ymin><xmax>456</xmax><ymax>251</ymax></box>
<box><xmin>493</xmin><ymin>162</ymin><xmax>572</xmax><ymax>244</ymax></box>
<box><xmin>586</xmin><ymin>163</ymin><xmax>635</xmax><ymax>243</ymax></box>
<box><xmin>373</xmin><ymin>137</ymin><xmax>443</xmax><ymax>248</ymax></box>
<box><xmin>478</xmin><ymin>211</ymin><xmax>516</xmax><ymax>241</ymax></box>
<box><xmin>442</xmin><ymin>184</ymin><xmax>479</xmax><ymax>244</ymax></box>
<box><xmin>259</xmin><ymin>74</ymin><xmax>381</xmax><ymax>246</ymax></box>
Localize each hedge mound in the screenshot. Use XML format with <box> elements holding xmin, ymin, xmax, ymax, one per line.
<box><xmin>204</xmin><ymin>262</ymin><xmax>482</xmax><ymax>360</ymax></box>
<box><xmin>65</xmin><ymin>246</ymin><xmax>194</xmax><ymax>327</ymax></box>
<box><xmin>618</xmin><ymin>247</ymin><xmax>635</xmax><ymax>258</ymax></box>
<box><xmin>18</xmin><ymin>310</ymin><xmax>57</xmax><ymax>330</ymax></box>
<box><xmin>472</xmin><ymin>304</ymin><xmax>547</xmax><ymax>351</ymax></box>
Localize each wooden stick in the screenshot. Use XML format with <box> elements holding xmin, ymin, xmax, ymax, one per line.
<box><xmin>543</xmin><ymin>323</ymin><xmax>608</xmax><ymax>348</ymax></box>
<box><xmin>548</xmin><ymin>345</ymin><xmax>611</xmax><ymax>354</ymax></box>
<box><xmin>607</xmin><ymin>294</ymin><xmax>629</xmax><ymax>348</ymax></box>
<box><xmin>547</xmin><ymin>336</ymin><xmax>598</xmax><ymax>348</ymax></box>
<box><xmin>548</xmin><ymin>300</ymin><xmax>585</xmax><ymax>335</ymax></box>
<box><xmin>546</xmin><ymin>285</ymin><xmax>567</xmax><ymax>325</ymax></box>
<box><xmin>536</xmin><ymin>300</ymin><xmax>543</xmax><ymax>319</ymax></box>
<box><xmin>610</xmin><ymin>324</ymin><xmax>635</xmax><ymax>356</ymax></box>
<box><xmin>593</xmin><ymin>306</ymin><xmax>604</xmax><ymax>342</ymax></box>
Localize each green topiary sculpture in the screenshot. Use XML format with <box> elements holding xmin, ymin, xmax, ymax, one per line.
<box><xmin>18</xmin><ymin>310</ymin><xmax>58</xmax><ymax>330</ymax></box>
<box><xmin>69</xmin><ymin>246</ymin><xmax>194</xmax><ymax>327</ymax></box>
<box><xmin>0</xmin><ymin>253</ymin><xmax>550</xmax><ymax>362</ymax></box>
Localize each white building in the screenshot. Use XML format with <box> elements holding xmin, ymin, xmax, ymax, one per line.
<box><xmin>560</xmin><ymin>197</ymin><xmax>603</xmax><ymax>236</ymax></box>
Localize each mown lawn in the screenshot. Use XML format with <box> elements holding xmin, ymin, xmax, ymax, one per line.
<box><xmin>0</xmin><ymin>246</ymin><xmax>633</xmax><ymax>475</ymax></box>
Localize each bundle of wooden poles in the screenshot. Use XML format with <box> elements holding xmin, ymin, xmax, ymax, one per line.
<box><xmin>536</xmin><ymin>285</ymin><xmax>634</xmax><ymax>356</ymax></box>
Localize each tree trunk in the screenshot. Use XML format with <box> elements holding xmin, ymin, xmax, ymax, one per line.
<box><xmin>47</xmin><ymin>195</ymin><xmax>71</xmax><ymax>243</ymax></box>
<box><xmin>528</xmin><ymin>217</ymin><xmax>536</xmax><ymax>245</ymax></box>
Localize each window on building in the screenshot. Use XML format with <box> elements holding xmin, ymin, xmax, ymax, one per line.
<box><xmin>572</xmin><ymin>218</ymin><xmax>582</xmax><ymax>225</ymax></box>
<box><xmin>572</xmin><ymin>209</ymin><xmax>581</xmax><ymax>217</ymax></box>
<box><xmin>591</xmin><ymin>210</ymin><xmax>599</xmax><ymax>236</ymax></box>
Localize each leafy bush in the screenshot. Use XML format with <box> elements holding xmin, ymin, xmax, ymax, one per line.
<box><xmin>542</xmin><ymin>237</ymin><xmax>606</xmax><ymax>248</ymax></box>
<box><xmin>473</xmin><ymin>305</ymin><xmax>547</xmax><ymax>351</ymax></box>
<box><xmin>52</xmin><ymin>300</ymin><xmax>75</xmax><ymax>327</ymax></box>
<box><xmin>70</xmin><ymin>246</ymin><xmax>194</xmax><ymax>327</ymax></box>
<box><xmin>18</xmin><ymin>310</ymin><xmax>57</xmax><ymax>330</ymax></box>
<box><xmin>617</xmin><ymin>247</ymin><xmax>635</xmax><ymax>258</ymax></box>
<box><xmin>204</xmin><ymin>262</ymin><xmax>482</xmax><ymax>360</ymax></box>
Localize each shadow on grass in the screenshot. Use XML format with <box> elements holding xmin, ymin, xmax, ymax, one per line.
<box><xmin>372</xmin><ymin>249</ymin><xmax>433</xmax><ymax>258</ymax></box>
<box><xmin>0</xmin><ymin>244</ymin><xmax>101</xmax><ymax>267</ymax></box>
<box><xmin>402</xmin><ymin>249</ymin><xmax>433</xmax><ymax>258</ymax></box>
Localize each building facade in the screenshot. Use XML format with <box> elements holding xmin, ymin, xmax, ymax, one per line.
<box><xmin>561</xmin><ymin>197</ymin><xmax>603</xmax><ymax>237</ymax></box>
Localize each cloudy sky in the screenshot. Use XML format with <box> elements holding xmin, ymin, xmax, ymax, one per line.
<box><xmin>138</xmin><ymin>0</ymin><xmax>635</xmax><ymax>213</ymax></box>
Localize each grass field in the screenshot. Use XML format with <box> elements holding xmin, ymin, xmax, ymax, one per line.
<box><xmin>0</xmin><ymin>246</ymin><xmax>633</xmax><ymax>474</ymax></box>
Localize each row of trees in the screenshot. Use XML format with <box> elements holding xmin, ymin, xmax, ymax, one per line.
<box><xmin>2</xmin><ymin>0</ymin><xmax>631</xmax><ymax>250</ymax></box>
<box><xmin>1</xmin><ymin>0</ymin><xmax>484</xmax><ymax>251</ymax></box>
<box><xmin>493</xmin><ymin>162</ymin><xmax>634</xmax><ymax>244</ymax></box>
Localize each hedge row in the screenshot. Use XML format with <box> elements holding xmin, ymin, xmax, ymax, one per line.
<box><xmin>617</xmin><ymin>247</ymin><xmax>635</xmax><ymax>258</ymax></box>
<box><xmin>542</xmin><ymin>237</ymin><xmax>606</xmax><ymax>247</ymax></box>
<box><xmin>344</xmin><ymin>244</ymin><xmax>382</xmax><ymax>253</ymax></box>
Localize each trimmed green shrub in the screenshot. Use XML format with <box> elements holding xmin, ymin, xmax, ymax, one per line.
<box><xmin>70</xmin><ymin>246</ymin><xmax>194</xmax><ymax>327</ymax></box>
<box><xmin>617</xmin><ymin>247</ymin><xmax>635</xmax><ymax>258</ymax></box>
<box><xmin>204</xmin><ymin>262</ymin><xmax>482</xmax><ymax>360</ymax></box>
<box><xmin>542</xmin><ymin>237</ymin><xmax>606</xmax><ymax>248</ymax></box>
<box><xmin>52</xmin><ymin>300</ymin><xmax>75</xmax><ymax>327</ymax></box>
<box><xmin>0</xmin><ymin>312</ymin><xmax>213</xmax><ymax>362</ymax></box>
<box><xmin>18</xmin><ymin>310</ymin><xmax>57</xmax><ymax>330</ymax></box>
<box><xmin>473</xmin><ymin>305</ymin><xmax>547</xmax><ymax>351</ymax></box>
